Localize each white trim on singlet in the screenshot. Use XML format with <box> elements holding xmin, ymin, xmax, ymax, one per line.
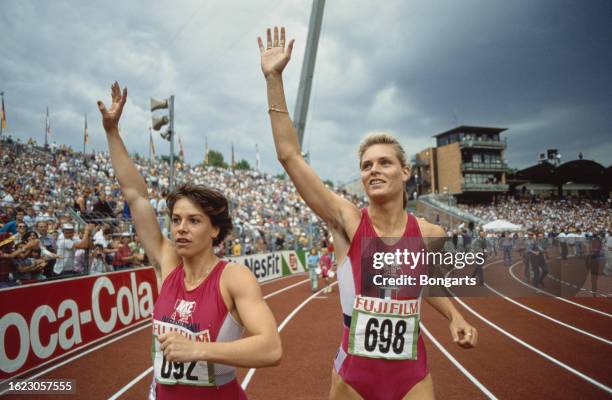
<box><xmin>213</xmin><ymin>312</ymin><xmax>245</xmax><ymax>377</ymax></box>
<box><xmin>337</xmin><ymin>256</ymin><xmax>357</xmax><ymax>316</ymax></box>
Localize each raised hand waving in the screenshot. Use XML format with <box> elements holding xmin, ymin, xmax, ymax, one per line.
<box><xmin>258</xmin><ymin>26</ymin><xmax>295</xmax><ymax>78</ymax></box>
<box><xmin>97</xmin><ymin>81</ymin><xmax>127</xmax><ymax>133</ymax></box>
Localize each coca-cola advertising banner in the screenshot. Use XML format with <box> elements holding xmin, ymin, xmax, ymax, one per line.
<box><xmin>0</xmin><ymin>268</ymin><xmax>158</xmax><ymax>380</ymax></box>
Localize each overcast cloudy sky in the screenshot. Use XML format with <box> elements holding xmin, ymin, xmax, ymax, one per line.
<box><xmin>2</xmin><ymin>0</ymin><xmax>611</xmax><ymax>183</ymax></box>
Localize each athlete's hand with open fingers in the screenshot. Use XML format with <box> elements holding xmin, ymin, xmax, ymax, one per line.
<box><xmin>158</xmin><ymin>332</ymin><xmax>201</xmax><ymax>363</ymax></box>
<box><xmin>258</xmin><ymin>26</ymin><xmax>295</xmax><ymax>78</ymax></box>
<box><xmin>97</xmin><ymin>81</ymin><xmax>127</xmax><ymax>133</ymax></box>
<box><xmin>450</xmin><ymin>318</ymin><xmax>478</xmax><ymax>348</ymax></box>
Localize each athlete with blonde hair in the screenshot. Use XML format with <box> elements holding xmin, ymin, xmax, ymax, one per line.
<box><xmin>258</xmin><ymin>27</ymin><xmax>478</xmax><ymax>400</ymax></box>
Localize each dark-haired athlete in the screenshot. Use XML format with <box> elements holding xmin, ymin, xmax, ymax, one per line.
<box><xmin>98</xmin><ymin>82</ymin><xmax>281</xmax><ymax>399</ymax></box>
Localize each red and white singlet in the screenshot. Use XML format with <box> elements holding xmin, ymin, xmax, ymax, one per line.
<box><xmin>334</xmin><ymin>209</ymin><xmax>429</xmax><ymax>400</ymax></box>
<box><xmin>150</xmin><ymin>260</ymin><xmax>246</xmax><ymax>399</ymax></box>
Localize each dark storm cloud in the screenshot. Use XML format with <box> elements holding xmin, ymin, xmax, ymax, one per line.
<box><xmin>1</xmin><ymin>0</ymin><xmax>610</xmax><ymax>184</ymax></box>
<box><xmin>311</xmin><ymin>0</ymin><xmax>612</xmax><ymax>179</ymax></box>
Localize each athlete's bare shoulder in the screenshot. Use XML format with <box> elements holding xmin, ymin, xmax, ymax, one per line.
<box><xmin>416</xmin><ymin>217</ymin><xmax>446</xmax><ymax>251</ymax></box>
<box><xmin>219</xmin><ymin>262</ymin><xmax>261</xmax><ymax>318</ymax></box>
<box><xmin>222</xmin><ymin>262</ymin><xmax>257</xmax><ymax>285</ymax></box>
<box><xmin>415</xmin><ymin>217</ymin><xmax>445</xmax><ymax>238</ymax></box>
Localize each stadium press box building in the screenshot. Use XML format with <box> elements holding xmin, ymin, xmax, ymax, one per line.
<box><xmin>412</xmin><ymin>125</ymin><xmax>509</xmax><ymax>202</ymax></box>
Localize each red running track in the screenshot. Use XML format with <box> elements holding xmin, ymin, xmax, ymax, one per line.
<box><xmin>4</xmin><ymin>257</ymin><xmax>612</xmax><ymax>400</ymax></box>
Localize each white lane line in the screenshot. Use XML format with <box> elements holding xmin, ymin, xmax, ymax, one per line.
<box><xmin>261</xmin><ymin>272</ymin><xmax>307</xmax><ymax>286</ymax></box>
<box><xmin>107</xmin><ymin>368</ymin><xmax>153</xmax><ymax>400</ymax></box>
<box><xmin>241</xmin><ymin>282</ymin><xmax>339</xmax><ymax>390</ymax></box>
<box><xmin>545</xmin><ymin>256</ymin><xmax>612</xmax><ymax>297</ymax></box>
<box><xmin>546</xmin><ymin>273</ymin><xmax>611</xmax><ymax>297</ymax></box>
<box><xmin>451</xmin><ymin>295</ymin><xmax>612</xmax><ymax>395</ymax></box>
<box><xmin>0</xmin><ymin>319</ymin><xmax>152</xmax><ymax>395</ymax></box>
<box><xmin>421</xmin><ymin>324</ymin><xmax>497</xmax><ymax>400</ymax></box>
<box><xmin>106</xmin><ymin>277</ymin><xmax>312</xmax><ymax>399</ymax></box>
<box><xmin>263</xmin><ymin>279</ymin><xmax>309</xmax><ymax>299</ymax></box>
<box><xmin>508</xmin><ymin>263</ymin><xmax>612</xmax><ymax>318</ymax></box>
<box><xmin>482</xmin><ymin>263</ymin><xmax>612</xmax><ymax>345</ymax></box>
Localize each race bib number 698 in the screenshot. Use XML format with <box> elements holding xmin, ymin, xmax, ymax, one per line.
<box><xmin>348</xmin><ymin>296</ymin><xmax>420</xmax><ymax>360</ymax></box>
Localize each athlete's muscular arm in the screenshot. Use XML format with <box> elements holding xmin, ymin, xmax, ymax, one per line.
<box><xmin>259</xmin><ymin>27</ymin><xmax>360</xmax><ymax>233</ymax></box>
<box><xmin>421</xmin><ymin>221</ymin><xmax>478</xmax><ymax>348</ymax></box>
<box><xmin>159</xmin><ymin>264</ymin><xmax>282</xmax><ymax>367</ymax></box>
<box><xmin>98</xmin><ymin>82</ymin><xmax>179</xmax><ymax>281</ymax></box>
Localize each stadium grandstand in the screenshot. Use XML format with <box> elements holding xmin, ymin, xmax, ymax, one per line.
<box><xmin>0</xmin><ymin>135</ymin><xmax>362</xmax><ymax>287</ymax></box>
<box><xmin>2</xmin><ymin>130</ymin><xmax>611</xmax><ymax>288</ymax></box>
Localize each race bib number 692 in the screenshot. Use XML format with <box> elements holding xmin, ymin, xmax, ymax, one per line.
<box><xmin>348</xmin><ymin>296</ymin><xmax>420</xmax><ymax>360</ymax></box>
<box><xmin>152</xmin><ymin>321</ymin><xmax>216</xmax><ymax>387</ymax></box>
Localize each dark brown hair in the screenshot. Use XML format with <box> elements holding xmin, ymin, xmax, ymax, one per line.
<box><xmin>166</xmin><ymin>183</ymin><xmax>233</xmax><ymax>246</ymax></box>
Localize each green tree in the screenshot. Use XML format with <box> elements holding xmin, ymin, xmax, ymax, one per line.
<box><xmin>234</xmin><ymin>159</ymin><xmax>251</xmax><ymax>170</ymax></box>
<box><xmin>506</xmin><ymin>167</ymin><xmax>517</xmax><ymax>179</ymax></box>
<box><xmin>159</xmin><ymin>154</ymin><xmax>184</xmax><ymax>164</ymax></box>
<box><xmin>207</xmin><ymin>150</ymin><xmax>228</xmax><ymax>168</ymax></box>
<box><xmin>323</xmin><ymin>179</ymin><xmax>334</xmax><ymax>188</ymax></box>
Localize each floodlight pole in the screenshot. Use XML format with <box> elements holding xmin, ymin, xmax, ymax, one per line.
<box><xmin>0</xmin><ymin>92</ymin><xmax>4</xmax><ymax>137</ymax></box>
<box><xmin>169</xmin><ymin>95</ymin><xmax>175</xmax><ymax>192</ymax></box>
<box><xmin>294</xmin><ymin>0</ymin><xmax>325</xmax><ymax>151</ymax></box>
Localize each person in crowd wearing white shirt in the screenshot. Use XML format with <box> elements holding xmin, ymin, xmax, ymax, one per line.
<box><xmin>90</xmin><ymin>244</ymin><xmax>112</xmax><ymax>274</ymax></box>
<box><xmin>93</xmin><ymin>223</ymin><xmax>109</xmax><ymax>245</ymax></box>
<box><xmin>53</xmin><ymin>223</ymin><xmax>93</xmax><ymax>276</ymax></box>
<box><xmin>149</xmin><ymin>189</ymin><xmax>158</xmax><ymax>211</ymax></box>
<box><xmin>2</xmin><ymin>189</ymin><xmax>14</xmax><ymax>204</ymax></box>
<box><xmin>23</xmin><ymin>204</ymin><xmax>37</xmax><ymax>228</ymax></box>
<box><xmin>35</xmin><ymin>204</ymin><xmax>52</xmax><ymax>223</ymax></box>
<box><xmin>34</xmin><ymin>220</ymin><xmax>57</xmax><ymax>274</ymax></box>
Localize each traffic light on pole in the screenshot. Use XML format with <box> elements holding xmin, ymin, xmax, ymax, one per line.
<box><xmin>150</xmin><ymin>97</ymin><xmax>170</xmax><ymax>140</ymax></box>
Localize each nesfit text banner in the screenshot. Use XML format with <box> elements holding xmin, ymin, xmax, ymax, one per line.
<box><xmin>229</xmin><ymin>250</ymin><xmax>307</xmax><ymax>283</ymax></box>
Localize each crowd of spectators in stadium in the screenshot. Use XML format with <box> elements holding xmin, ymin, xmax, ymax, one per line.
<box><xmin>447</xmin><ymin>197</ymin><xmax>612</xmax><ymax>284</ymax></box>
<box><xmin>4</xmin><ymin>136</ymin><xmax>610</xmax><ymax>288</ymax></box>
<box><xmin>1</xmin><ymin>136</ymin><xmax>359</xmax><ymax>287</ymax></box>
<box><xmin>459</xmin><ymin>197</ymin><xmax>611</xmax><ymax>236</ymax></box>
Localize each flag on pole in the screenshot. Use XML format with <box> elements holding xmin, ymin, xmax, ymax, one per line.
<box><xmin>178</xmin><ymin>135</ymin><xmax>185</xmax><ymax>157</ymax></box>
<box><xmin>45</xmin><ymin>107</ymin><xmax>51</xmax><ymax>143</ymax></box>
<box><xmin>84</xmin><ymin>113</ymin><xmax>89</xmax><ymax>145</ymax></box>
<box><xmin>204</xmin><ymin>136</ymin><xmax>209</xmax><ymax>165</ymax></box>
<box><xmin>149</xmin><ymin>129</ymin><xmax>156</xmax><ymax>158</ymax></box>
<box><xmin>255</xmin><ymin>143</ymin><xmax>260</xmax><ymax>170</ymax></box>
<box><xmin>231</xmin><ymin>142</ymin><xmax>235</xmax><ymax>170</ymax></box>
<box><xmin>0</xmin><ymin>94</ymin><xmax>6</xmax><ymax>131</ymax></box>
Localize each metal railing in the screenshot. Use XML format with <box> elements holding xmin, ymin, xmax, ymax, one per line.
<box><xmin>419</xmin><ymin>194</ymin><xmax>487</xmax><ymax>225</ymax></box>
<box><xmin>462</xmin><ymin>183</ymin><xmax>509</xmax><ymax>192</ymax></box>
<box><xmin>459</xmin><ymin>139</ymin><xmax>505</xmax><ymax>149</ymax></box>
<box><xmin>462</xmin><ymin>162</ymin><xmax>508</xmax><ymax>171</ymax></box>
